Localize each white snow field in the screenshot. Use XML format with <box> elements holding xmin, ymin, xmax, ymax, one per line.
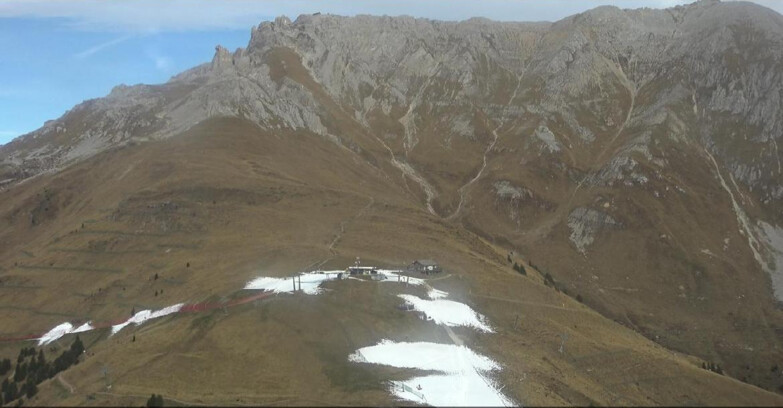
<box><xmin>350</xmin><ymin>340</ymin><xmax>513</xmax><ymax>406</ymax></box>
<box><xmin>38</xmin><ymin>322</ymin><xmax>94</xmax><ymax>345</ymax></box>
<box><xmin>398</xmin><ymin>294</ymin><xmax>493</xmax><ymax>332</ymax></box>
<box><xmin>427</xmin><ymin>287</ymin><xmax>449</xmax><ymax>299</ymax></box>
<box><xmin>377</xmin><ymin>269</ymin><xmax>426</xmax><ymax>286</ymax></box>
<box><xmin>111</xmin><ymin>303</ymin><xmax>184</xmax><ymax>335</ymax></box>
<box><xmin>244</xmin><ymin>271</ymin><xmax>341</xmax><ymax>295</ymax></box>
<box><xmin>347</xmin><ymin>269</ymin><xmax>451</xmax><ymax>299</ymax></box>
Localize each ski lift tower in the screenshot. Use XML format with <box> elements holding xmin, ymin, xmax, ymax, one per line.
<box><xmin>101</xmin><ymin>365</ymin><xmax>112</xmax><ymax>390</ymax></box>
<box><xmin>558</xmin><ymin>333</ymin><xmax>569</xmax><ymax>354</ymax></box>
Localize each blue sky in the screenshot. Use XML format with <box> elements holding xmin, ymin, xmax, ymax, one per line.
<box><xmin>1</xmin><ymin>0</ymin><xmax>782</xmax><ymax>145</ymax></box>
<box><xmin>0</xmin><ymin>18</ymin><xmax>251</xmax><ymax>144</ymax></box>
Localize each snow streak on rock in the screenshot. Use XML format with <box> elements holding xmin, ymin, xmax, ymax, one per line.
<box><xmin>757</xmin><ymin>221</ymin><xmax>783</xmax><ymax>302</ymax></box>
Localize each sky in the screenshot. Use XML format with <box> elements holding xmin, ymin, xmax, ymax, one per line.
<box><xmin>1</xmin><ymin>0</ymin><xmax>782</xmax><ymax>145</ymax></box>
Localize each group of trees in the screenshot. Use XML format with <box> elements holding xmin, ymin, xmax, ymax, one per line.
<box><xmin>0</xmin><ymin>360</ymin><xmax>11</xmax><ymax>377</ymax></box>
<box><xmin>512</xmin><ymin>262</ymin><xmax>527</xmax><ymax>275</ymax></box>
<box><xmin>507</xmin><ymin>253</ymin><xmax>587</xmax><ymax>304</ymax></box>
<box><xmin>543</xmin><ymin>271</ymin><xmax>556</xmax><ymax>288</ymax></box>
<box><xmin>146</xmin><ymin>393</ymin><xmax>164</xmax><ymax>407</ymax></box>
<box><xmin>702</xmin><ymin>361</ymin><xmax>724</xmax><ymax>375</ymax></box>
<box><xmin>507</xmin><ymin>253</ymin><xmax>527</xmax><ymax>276</ymax></box>
<box><xmin>0</xmin><ymin>336</ymin><xmax>84</xmax><ymax>406</ymax></box>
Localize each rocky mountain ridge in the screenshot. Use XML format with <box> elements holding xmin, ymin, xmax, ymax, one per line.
<box><xmin>2</xmin><ymin>0</ymin><xmax>783</xmax><ymax>396</ymax></box>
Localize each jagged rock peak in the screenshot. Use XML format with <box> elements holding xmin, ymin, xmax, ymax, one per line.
<box><xmin>210</xmin><ymin>45</ymin><xmax>247</xmax><ymax>72</ymax></box>
<box><xmin>274</xmin><ymin>15</ymin><xmax>292</xmax><ymax>26</ymax></box>
<box><xmin>211</xmin><ymin>45</ymin><xmax>232</xmax><ymax>69</ymax></box>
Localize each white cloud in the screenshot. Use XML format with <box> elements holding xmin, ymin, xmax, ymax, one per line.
<box><xmin>154</xmin><ymin>55</ymin><xmax>173</xmax><ymax>71</ymax></box>
<box><xmin>74</xmin><ymin>34</ymin><xmax>134</xmax><ymax>59</ymax></box>
<box><xmin>143</xmin><ymin>47</ymin><xmax>174</xmax><ymax>72</ymax></box>
<box><xmin>0</xmin><ymin>0</ymin><xmax>780</xmax><ymax>32</ymax></box>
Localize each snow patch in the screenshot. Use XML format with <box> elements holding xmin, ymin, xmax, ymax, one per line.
<box><xmin>428</xmin><ymin>288</ymin><xmax>449</xmax><ymax>300</ymax></box>
<box><xmin>377</xmin><ymin>269</ymin><xmax>426</xmax><ymax>286</ymax></box>
<box><xmin>37</xmin><ymin>321</ymin><xmax>94</xmax><ymax>345</ymax></box>
<box><xmin>73</xmin><ymin>322</ymin><xmax>94</xmax><ymax>333</ymax></box>
<box><xmin>111</xmin><ymin>303</ymin><xmax>184</xmax><ymax>335</ymax></box>
<box><xmin>398</xmin><ymin>294</ymin><xmax>493</xmax><ymax>332</ymax></box>
<box><xmin>244</xmin><ymin>271</ymin><xmax>341</xmax><ymax>295</ymax></box>
<box><xmin>350</xmin><ymin>340</ymin><xmax>512</xmax><ymax>407</ymax></box>
<box><xmin>38</xmin><ymin>323</ymin><xmax>74</xmax><ymax>346</ymax></box>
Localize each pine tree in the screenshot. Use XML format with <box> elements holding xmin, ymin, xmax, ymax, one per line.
<box><xmin>544</xmin><ymin>272</ymin><xmax>555</xmax><ymax>287</ymax></box>
<box><xmin>0</xmin><ymin>359</ymin><xmax>10</xmax><ymax>376</ymax></box>
<box><xmin>72</xmin><ymin>336</ymin><xmax>84</xmax><ymax>355</ymax></box>
<box><xmin>13</xmin><ymin>363</ymin><xmax>25</xmax><ymax>382</ymax></box>
<box><xmin>146</xmin><ymin>393</ymin><xmax>164</xmax><ymax>407</ymax></box>
<box><xmin>23</xmin><ymin>380</ymin><xmax>36</xmax><ymax>399</ymax></box>
<box><xmin>3</xmin><ymin>382</ymin><xmax>16</xmax><ymax>405</ymax></box>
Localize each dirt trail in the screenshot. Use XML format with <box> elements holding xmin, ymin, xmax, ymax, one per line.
<box><xmin>444</xmin><ymin>325</ymin><xmax>464</xmax><ymax>346</ymax></box>
<box><xmin>591</xmin><ymin>73</ymin><xmax>636</xmax><ymax>172</ymax></box>
<box><xmin>313</xmin><ymin>196</ymin><xmax>375</xmax><ymax>269</ymax></box>
<box><xmin>399</xmin><ymin>62</ymin><xmax>443</xmax><ymax>154</ymax></box>
<box><xmin>704</xmin><ymin>148</ymin><xmax>765</xmax><ymax>267</ymax></box>
<box><xmin>57</xmin><ymin>374</ymin><xmax>75</xmax><ymax>394</ymax></box>
<box><xmin>358</xmin><ymin>118</ymin><xmax>438</xmax><ymax>216</ymax></box>
<box><xmin>95</xmin><ymin>391</ymin><xmax>211</xmax><ymax>406</ymax></box>
<box><xmin>448</xmin><ymin>74</ymin><xmax>524</xmax><ymax>221</ymax></box>
<box><xmin>473</xmin><ymin>293</ymin><xmax>596</xmax><ymax>315</ymax></box>
<box><xmin>96</xmin><ymin>390</ymin><xmax>339</xmax><ymax>406</ymax></box>
<box><xmin>571</xmin><ymin>67</ymin><xmax>636</xmax><ymax>201</ymax></box>
<box><xmin>517</xmin><ymin>69</ymin><xmax>637</xmax><ymax>244</ymax></box>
